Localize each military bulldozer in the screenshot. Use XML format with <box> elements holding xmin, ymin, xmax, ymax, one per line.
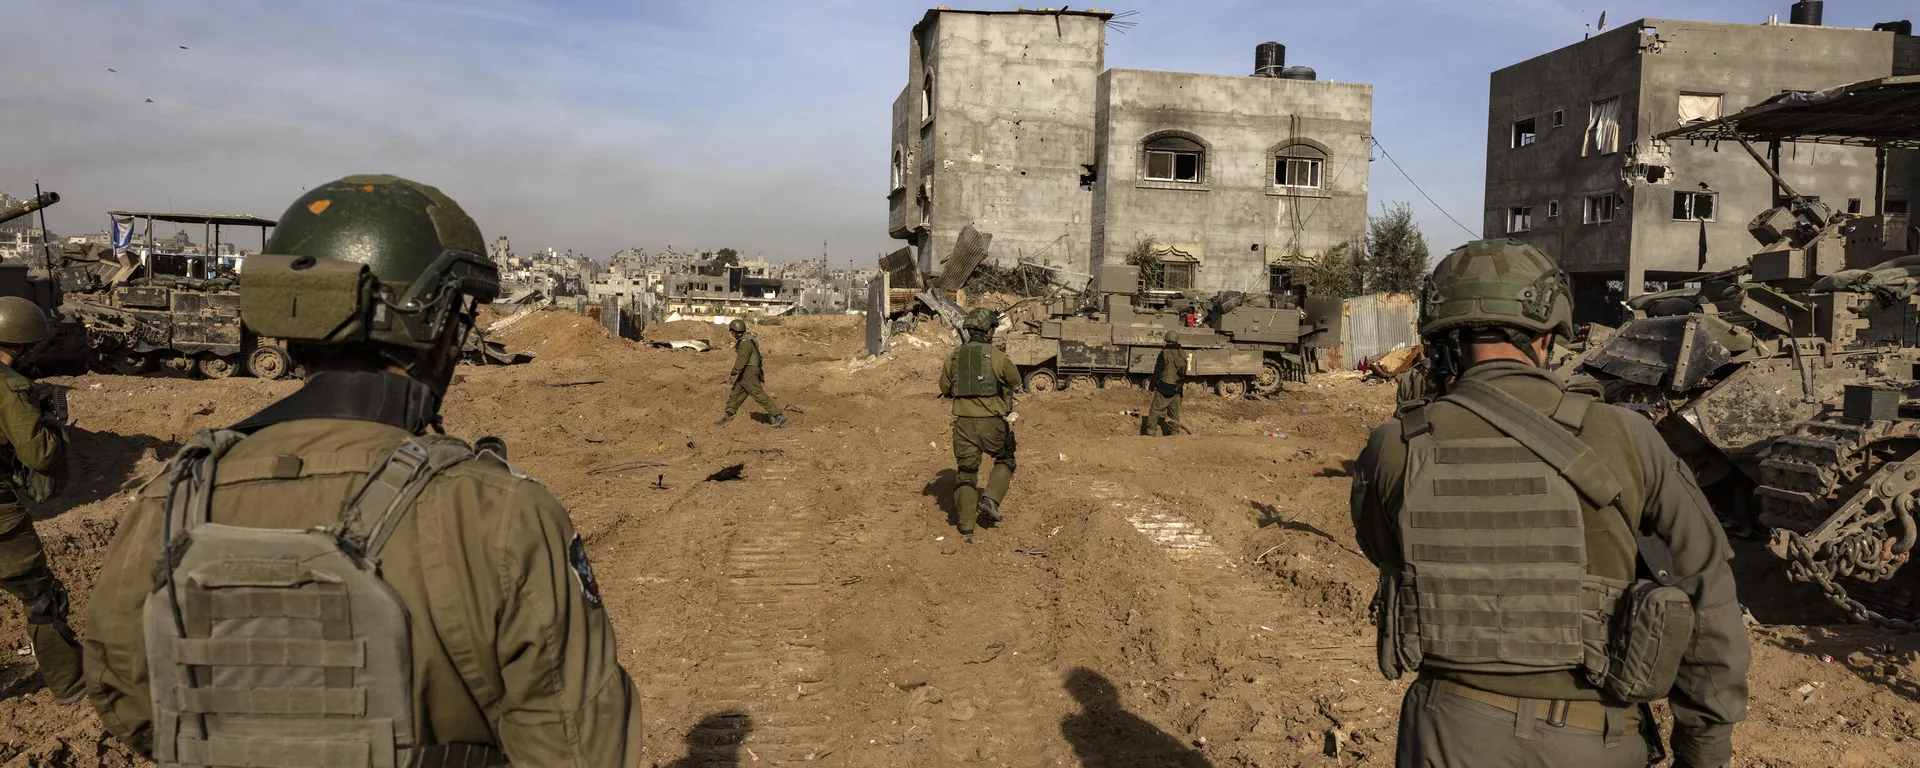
<box><xmin>0</xmin><ymin>191</ymin><xmax>93</xmax><ymax>375</ymax></box>
<box><xmin>1001</xmin><ymin>263</ymin><xmax>1324</xmax><ymax>397</ymax></box>
<box><xmin>59</xmin><ymin>210</ymin><xmax>294</xmax><ymax>379</ymax></box>
<box><xmin>1578</xmin><ymin>75</ymin><xmax>1920</xmax><ymax>626</ymax></box>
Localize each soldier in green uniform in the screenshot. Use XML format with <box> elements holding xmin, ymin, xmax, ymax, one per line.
<box><xmin>83</xmin><ymin>176</ymin><xmax>644</xmax><ymax>766</ymax></box>
<box><xmin>715</xmin><ymin>318</ymin><xmax>786</xmax><ymax>428</ymax></box>
<box><xmin>1141</xmin><ymin>331</ymin><xmax>1187</xmax><ymax>436</ymax></box>
<box><xmin>939</xmin><ymin>309</ymin><xmax>1021</xmax><ymax>543</ymax></box>
<box><xmin>0</xmin><ymin>297</ymin><xmax>82</xmax><ymax>706</ymax></box>
<box><xmin>1351</xmin><ymin>240</ymin><xmax>1748</xmax><ymax>768</ymax></box>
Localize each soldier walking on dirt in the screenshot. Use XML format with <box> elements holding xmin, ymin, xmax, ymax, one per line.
<box><xmin>939</xmin><ymin>308</ymin><xmax>1022</xmax><ymax>543</ymax></box>
<box><xmin>716</xmin><ymin>318</ymin><xmax>786</xmax><ymax>428</ymax></box>
<box><xmin>1351</xmin><ymin>239</ymin><xmax>1748</xmax><ymax>768</ymax></box>
<box><xmin>1141</xmin><ymin>331</ymin><xmax>1187</xmax><ymax>436</ymax></box>
<box><xmin>83</xmin><ymin>176</ymin><xmax>644</xmax><ymax>766</ymax></box>
<box><xmin>0</xmin><ymin>297</ymin><xmax>83</xmax><ymax>706</ymax></box>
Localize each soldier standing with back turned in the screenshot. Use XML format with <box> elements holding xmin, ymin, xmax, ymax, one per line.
<box><xmin>940</xmin><ymin>309</ymin><xmax>1021</xmax><ymax>543</ymax></box>
<box><xmin>1141</xmin><ymin>330</ymin><xmax>1187</xmax><ymax>436</ymax></box>
<box><xmin>0</xmin><ymin>297</ymin><xmax>82</xmax><ymax>706</ymax></box>
<box><xmin>1351</xmin><ymin>239</ymin><xmax>1748</xmax><ymax>768</ymax></box>
<box><xmin>715</xmin><ymin>318</ymin><xmax>786</xmax><ymax>428</ymax></box>
<box><xmin>84</xmin><ymin>175</ymin><xmax>643</xmax><ymax>766</ymax></box>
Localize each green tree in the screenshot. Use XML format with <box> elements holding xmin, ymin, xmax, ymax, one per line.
<box><xmin>1297</xmin><ymin>241</ymin><xmax>1363</xmax><ymax>298</ymax></box>
<box><xmin>1362</xmin><ymin>202</ymin><xmax>1430</xmax><ymax>294</ymax></box>
<box><xmin>1122</xmin><ymin>235</ymin><xmax>1163</xmax><ymax>292</ymax></box>
<box><xmin>712</xmin><ymin>247</ymin><xmax>740</xmax><ymax>268</ymax></box>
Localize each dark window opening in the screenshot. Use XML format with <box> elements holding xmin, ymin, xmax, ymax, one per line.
<box><xmin>1079</xmin><ymin>164</ymin><xmax>1097</xmax><ymax>189</ymax></box>
<box><xmin>1551</xmin><ymin>109</ymin><xmax>1565</xmax><ymax>128</ymax></box>
<box><xmin>1673</xmin><ymin>191</ymin><xmax>1716</xmax><ymax>221</ymax></box>
<box><xmin>1144</xmin><ymin>136</ymin><xmax>1205</xmax><ymax>183</ymax></box>
<box><xmin>1508</xmin><ymin>206</ymin><xmax>1533</xmax><ymax>233</ymax></box>
<box><xmin>1890</xmin><ymin>200</ymin><xmax>1912</xmax><ymax>215</ymax></box>
<box><xmin>1512</xmin><ymin>118</ymin><xmax>1537</xmax><ymax>148</ymax></box>
<box><xmin>1848</xmin><ymin>198</ymin><xmax>1863</xmax><ymax>215</ymax></box>
<box><xmin>1163</xmin><ymin>261</ymin><xmax>1196</xmax><ymax>290</ymax></box>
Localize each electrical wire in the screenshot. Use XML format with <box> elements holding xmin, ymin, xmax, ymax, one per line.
<box><xmin>1370</xmin><ymin>136</ymin><xmax>1479</xmax><ymax>238</ymax></box>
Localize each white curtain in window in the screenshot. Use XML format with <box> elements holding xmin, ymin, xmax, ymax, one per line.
<box><xmin>1587</xmin><ymin>97</ymin><xmax>1621</xmax><ymax>155</ymax></box>
<box><xmin>1677</xmin><ymin>94</ymin><xmax>1721</xmax><ymax>124</ymax></box>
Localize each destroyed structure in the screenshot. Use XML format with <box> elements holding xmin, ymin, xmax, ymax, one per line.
<box><xmin>1485</xmin><ymin>2</ymin><xmax>1920</xmax><ymax>323</ymax></box>
<box><xmin>889</xmin><ymin>8</ymin><xmax>1372</xmax><ymax>294</ymax></box>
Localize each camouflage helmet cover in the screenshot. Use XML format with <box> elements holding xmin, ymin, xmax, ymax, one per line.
<box><xmin>961</xmin><ymin>308</ymin><xmax>1000</xmax><ymax>333</ymax></box>
<box><xmin>240</xmin><ymin>175</ymin><xmax>500</xmax><ymax>352</ymax></box>
<box><xmin>0</xmin><ymin>297</ymin><xmax>49</xmax><ymax>346</ymax></box>
<box><xmin>729</xmin><ymin>318</ymin><xmax>748</xmax><ymax>332</ymax></box>
<box><xmin>1420</xmin><ymin>239</ymin><xmax>1573</xmax><ymax>343</ymax></box>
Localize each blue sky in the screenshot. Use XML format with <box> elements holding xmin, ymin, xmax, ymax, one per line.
<box><xmin>5</xmin><ymin>0</ymin><xmax>1911</xmax><ymax>268</ymax></box>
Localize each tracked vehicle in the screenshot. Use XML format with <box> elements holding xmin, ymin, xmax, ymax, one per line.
<box><xmin>1579</xmin><ymin>75</ymin><xmax>1920</xmax><ymax>626</ymax></box>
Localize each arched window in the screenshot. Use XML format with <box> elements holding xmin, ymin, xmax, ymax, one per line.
<box><xmin>1143</xmin><ymin>135</ymin><xmax>1205</xmax><ymax>183</ymax></box>
<box><xmin>891</xmin><ymin>148</ymin><xmax>905</xmax><ymax>190</ymax></box>
<box><xmin>1274</xmin><ymin>144</ymin><xmax>1326</xmax><ymax>189</ymax></box>
<box><xmin>921</xmin><ymin>74</ymin><xmax>934</xmax><ymax>120</ymax></box>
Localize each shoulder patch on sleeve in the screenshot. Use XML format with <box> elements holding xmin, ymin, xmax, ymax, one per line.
<box><xmin>569</xmin><ymin>534</ymin><xmax>603</xmax><ymax>609</ymax></box>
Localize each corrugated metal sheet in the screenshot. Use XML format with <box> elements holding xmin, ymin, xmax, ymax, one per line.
<box><xmin>1343</xmin><ymin>292</ymin><xmax>1419</xmax><ymax>367</ymax></box>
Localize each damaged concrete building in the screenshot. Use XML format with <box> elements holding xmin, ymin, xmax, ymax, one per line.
<box><xmin>1485</xmin><ymin>3</ymin><xmax>1920</xmax><ymax>323</ymax></box>
<box><xmin>888</xmin><ymin>8</ymin><xmax>1372</xmax><ymax>295</ymax></box>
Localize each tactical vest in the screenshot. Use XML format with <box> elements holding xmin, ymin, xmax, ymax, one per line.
<box><xmin>143</xmin><ymin>428</ymin><xmax>508</xmax><ymax>768</ymax></box>
<box><xmin>951</xmin><ymin>342</ymin><xmax>1000</xmax><ymax>398</ymax></box>
<box><xmin>1388</xmin><ymin>379</ymin><xmax>1633</xmax><ymax>684</ymax></box>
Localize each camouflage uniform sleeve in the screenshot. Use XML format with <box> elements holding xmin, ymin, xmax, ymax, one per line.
<box><xmin>1629</xmin><ymin>417</ymin><xmax>1748</xmax><ymax>768</ymax></box>
<box><xmin>938</xmin><ymin>353</ymin><xmax>954</xmax><ymax>397</ymax></box>
<box><xmin>730</xmin><ymin>338</ymin><xmax>749</xmax><ymax>378</ymax></box>
<box><xmin>0</xmin><ymin>374</ymin><xmax>63</xmax><ymax>471</ymax></box>
<box><xmin>1350</xmin><ymin>422</ymin><xmax>1404</xmax><ymax>567</ymax></box>
<box><xmin>490</xmin><ymin>481</ymin><xmax>643</xmax><ymax>767</ymax></box>
<box><xmin>83</xmin><ymin>486</ymin><xmax>169</xmax><ymax>756</ymax></box>
<box><xmin>993</xmin><ymin>348</ymin><xmax>1020</xmax><ymax>392</ymax></box>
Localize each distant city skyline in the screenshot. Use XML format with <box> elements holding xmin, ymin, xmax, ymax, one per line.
<box><xmin>8</xmin><ymin>0</ymin><xmax>1913</xmax><ymax>268</ymax></box>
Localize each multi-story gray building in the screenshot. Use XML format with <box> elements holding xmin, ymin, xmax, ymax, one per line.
<box><xmin>889</xmin><ymin>8</ymin><xmax>1372</xmax><ymax>294</ymax></box>
<box><xmin>1485</xmin><ymin>6</ymin><xmax>1918</xmax><ymax>322</ymax></box>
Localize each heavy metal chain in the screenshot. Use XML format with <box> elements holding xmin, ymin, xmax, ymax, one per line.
<box><xmin>1782</xmin><ymin>530</ymin><xmax>1920</xmax><ymax>632</ymax></box>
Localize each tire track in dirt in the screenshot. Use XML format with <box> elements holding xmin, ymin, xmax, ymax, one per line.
<box><xmin>700</xmin><ymin>455</ymin><xmax>838</xmax><ymax>764</ymax></box>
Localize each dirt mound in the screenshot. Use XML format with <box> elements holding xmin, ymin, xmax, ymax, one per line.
<box><xmin>1</xmin><ymin>315</ymin><xmax>1918</xmax><ymax>766</ymax></box>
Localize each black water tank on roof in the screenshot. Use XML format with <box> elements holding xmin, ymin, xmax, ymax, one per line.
<box><xmin>1791</xmin><ymin>0</ymin><xmax>1824</xmax><ymax>26</ymax></box>
<box><xmin>1254</xmin><ymin>42</ymin><xmax>1285</xmax><ymax>77</ymax></box>
<box><xmin>1279</xmin><ymin>65</ymin><xmax>1317</xmax><ymax>81</ymax></box>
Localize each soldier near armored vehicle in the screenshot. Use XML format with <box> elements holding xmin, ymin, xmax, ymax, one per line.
<box><xmin>0</xmin><ymin>297</ymin><xmax>83</xmax><ymax>706</ymax></box>
<box><xmin>715</xmin><ymin>318</ymin><xmax>787</xmax><ymax>428</ymax></box>
<box><xmin>82</xmin><ymin>176</ymin><xmax>644</xmax><ymax>766</ymax></box>
<box><xmin>939</xmin><ymin>308</ymin><xmax>1021</xmax><ymax>543</ymax></box>
<box><xmin>1351</xmin><ymin>240</ymin><xmax>1749</xmax><ymax>768</ymax></box>
<box><xmin>1141</xmin><ymin>331</ymin><xmax>1187</xmax><ymax>436</ymax></box>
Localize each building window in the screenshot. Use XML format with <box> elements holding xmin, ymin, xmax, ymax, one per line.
<box><xmin>1585</xmin><ymin>193</ymin><xmax>1620</xmax><ymax>224</ymax></box>
<box><xmin>921</xmin><ymin>74</ymin><xmax>934</xmax><ymax>120</ymax></box>
<box><xmin>1512</xmin><ymin>118</ymin><xmax>1537</xmax><ymax>148</ymax></box>
<box><xmin>891</xmin><ymin>148</ymin><xmax>904</xmax><ymax>191</ymax></box>
<box><xmin>1508</xmin><ymin>206</ymin><xmax>1533</xmax><ymax>233</ymax></box>
<box><xmin>1672</xmin><ymin>191</ymin><xmax>1716</xmax><ymax>221</ymax></box>
<box><xmin>1848</xmin><ymin>198</ymin><xmax>1863</xmax><ymax>215</ymax></box>
<box><xmin>1585</xmin><ymin>97</ymin><xmax>1621</xmax><ymax>156</ymax></box>
<box><xmin>1552</xmin><ymin>109</ymin><xmax>1565</xmax><ymax>128</ymax></box>
<box><xmin>1163</xmin><ymin>261</ymin><xmax>1197</xmax><ymax>290</ymax></box>
<box><xmin>1144</xmin><ymin>136</ymin><xmax>1205</xmax><ymax>183</ymax></box>
<box><xmin>1677</xmin><ymin>93</ymin><xmax>1722</xmax><ymax>124</ymax></box>
<box><xmin>1547</xmin><ymin>200</ymin><xmax>1560</xmax><ymax>218</ymax></box>
<box><xmin>1274</xmin><ymin>145</ymin><xmax>1324</xmax><ymax>189</ymax></box>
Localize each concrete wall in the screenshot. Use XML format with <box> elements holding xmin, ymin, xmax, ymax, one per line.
<box><xmin>913</xmin><ymin>11</ymin><xmax>1105</xmax><ymax>275</ymax></box>
<box><xmin>1094</xmin><ymin>69</ymin><xmax>1372</xmax><ymax>294</ymax></box>
<box><xmin>1484</xmin><ymin>25</ymin><xmax>1645</xmax><ymax>276</ymax></box>
<box><xmin>1629</xmin><ymin>20</ymin><xmax>1892</xmax><ymax>281</ymax></box>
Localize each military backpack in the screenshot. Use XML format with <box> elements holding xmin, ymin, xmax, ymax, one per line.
<box><xmin>950</xmin><ymin>342</ymin><xmax>1001</xmax><ymax>399</ymax></box>
<box><xmin>142</xmin><ymin>428</ymin><xmax>509</xmax><ymax>768</ymax></box>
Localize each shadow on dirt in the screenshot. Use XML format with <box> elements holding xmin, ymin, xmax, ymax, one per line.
<box><xmin>32</xmin><ymin>427</ymin><xmax>179</xmax><ymax>521</ymax></box>
<box><xmin>1252</xmin><ymin>501</ymin><xmax>1360</xmax><ymax>556</ymax></box>
<box><xmin>1729</xmin><ymin>538</ymin><xmax>1849</xmax><ymax>626</ymax></box>
<box><xmin>663</xmin><ymin>710</ymin><xmax>753</xmax><ymax>768</ymax></box>
<box><xmin>923</xmin><ymin>470</ymin><xmax>960</xmax><ymax>528</ymax></box>
<box><xmin>1061</xmin><ymin>667</ymin><xmax>1214</xmax><ymax>768</ymax></box>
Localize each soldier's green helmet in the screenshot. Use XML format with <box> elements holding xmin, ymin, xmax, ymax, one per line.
<box><xmin>1419</xmin><ymin>239</ymin><xmax>1573</xmax><ymax>345</ymax></box>
<box><xmin>961</xmin><ymin>308</ymin><xmax>999</xmax><ymax>333</ymax></box>
<box><xmin>241</xmin><ymin>175</ymin><xmax>499</xmax><ymax>388</ymax></box>
<box><xmin>0</xmin><ymin>297</ymin><xmax>49</xmax><ymax>347</ymax></box>
<box><xmin>729</xmin><ymin>318</ymin><xmax>747</xmax><ymax>333</ymax></box>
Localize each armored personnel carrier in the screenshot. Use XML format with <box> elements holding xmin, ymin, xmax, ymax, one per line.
<box><xmin>1001</xmin><ymin>263</ymin><xmax>1324</xmax><ymax>396</ymax></box>
<box><xmin>60</xmin><ymin>210</ymin><xmax>294</xmax><ymax>379</ymax></box>
<box><xmin>1578</xmin><ymin>75</ymin><xmax>1920</xmax><ymax>625</ymax></box>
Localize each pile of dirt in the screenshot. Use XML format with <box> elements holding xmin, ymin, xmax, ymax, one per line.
<box><xmin>5</xmin><ymin>314</ymin><xmax>1920</xmax><ymax>767</ymax></box>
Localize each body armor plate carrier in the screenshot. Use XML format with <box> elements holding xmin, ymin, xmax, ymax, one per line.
<box><xmin>144</xmin><ymin>429</ymin><xmax>509</xmax><ymax>768</ymax></box>
<box><xmin>951</xmin><ymin>342</ymin><xmax>1001</xmax><ymax>399</ymax></box>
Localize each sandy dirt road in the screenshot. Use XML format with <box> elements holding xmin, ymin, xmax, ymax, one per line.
<box><xmin>0</xmin><ymin>313</ymin><xmax>1918</xmax><ymax>767</ymax></box>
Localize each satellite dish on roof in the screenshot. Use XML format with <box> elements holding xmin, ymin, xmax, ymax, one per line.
<box><xmin>1597</xmin><ymin>11</ymin><xmax>1608</xmax><ymax>30</ymax></box>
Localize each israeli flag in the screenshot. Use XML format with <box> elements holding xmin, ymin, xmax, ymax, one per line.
<box><xmin>111</xmin><ymin>215</ymin><xmax>136</xmax><ymax>253</ymax></box>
